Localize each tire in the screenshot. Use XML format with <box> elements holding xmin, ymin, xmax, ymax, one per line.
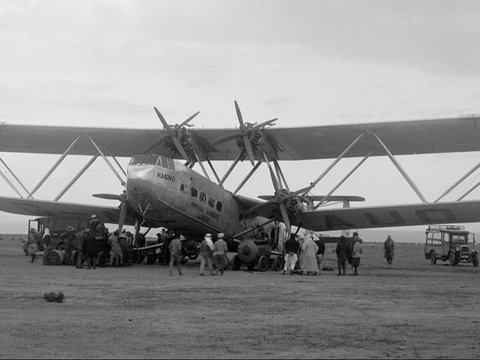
<box><xmin>97</xmin><ymin>251</ymin><xmax>107</xmax><ymax>267</ymax></box>
<box><xmin>232</xmin><ymin>255</ymin><xmax>241</xmax><ymax>271</ymax></box>
<box><xmin>72</xmin><ymin>250</ymin><xmax>79</xmax><ymax>266</ymax></box>
<box><xmin>449</xmin><ymin>252</ymin><xmax>456</xmax><ymax>266</ymax></box>
<box><xmin>430</xmin><ymin>251</ymin><xmax>437</xmax><ymax>265</ymax></box>
<box><xmin>272</xmin><ymin>256</ymin><xmax>284</xmax><ymax>271</ymax></box>
<box><xmin>257</xmin><ymin>255</ymin><xmax>269</xmax><ymax>272</ymax></box>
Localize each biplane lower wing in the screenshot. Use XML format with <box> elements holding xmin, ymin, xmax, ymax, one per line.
<box><xmin>0</xmin><ymin>196</ymin><xmax>132</xmax><ymax>225</ymax></box>
<box><xmin>298</xmin><ymin>200</ymin><xmax>480</xmax><ymax>231</ymax></box>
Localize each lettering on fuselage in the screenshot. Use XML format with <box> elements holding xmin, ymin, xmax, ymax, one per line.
<box><xmin>190</xmin><ymin>201</ymin><xmax>219</xmax><ymax>223</ymax></box>
<box><xmin>156</xmin><ymin>171</ymin><xmax>175</xmax><ymax>182</ymax></box>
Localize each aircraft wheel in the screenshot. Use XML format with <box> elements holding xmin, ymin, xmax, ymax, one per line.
<box><xmin>272</xmin><ymin>256</ymin><xmax>284</xmax><ymax>271</ymax></box>
<box><xmin>257</xmin><ymin>255</ymin><xmax>269</xmax><ymax>272</ymax></box>
<box><xmin>72</xmin><ymin>250</ymin><xmax>79</xmax><ymax>266</ymax></box>
<box><xmin>97</xmin><ymin>252</ymin><xmax>107</xmax><ymax>267</ymax></box>
<box><xmin>429</xmin><ymin>251</ymin><xmax>437</xmax><ymax>265</ymax></box>
<box><xmin>449</xmin><ymin>252</ymin><xmax>456</xmax><ymax>266</ymax></box>
<box><xmin>232</xmin><ymin>255</ymin><xmax>241</xmax><ymax>271</ymax></box>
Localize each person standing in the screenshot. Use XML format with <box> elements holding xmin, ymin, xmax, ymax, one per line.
<box><xmin>199</xmin><ymin>233</ymin><xmax>215</xmax><ymax>276</ymax></box>
<box><xmin>168</xmin><ymin>234</ymin><xmax>185</xmax><ymax>276</ymax></box>
<box><xmin>283</xmin><ymin>234</ymin><xmax>300</xmax><ymax>275</ymax></box>
<box><xmin>60</xmin><ymin>226</ymin><xmax>76</xmax><ymax>265</ymax></box>
<box><xmin>42</xmin><ymin>228</ymin><xmax>51</xmax><ymax>265</ymax></box>
<box><xmin>84</xmin><ymin>229</ymin><xmax>97</xmax><ymax>269</ymax></box>
<box><xmin>315</xmin><ymin>237</ymin><xmax>325</xmax><ymax>275</ymax></box>
<box><xmin>298</xmin><ymin>235</ymin><xmax>319</xmax><ymax>275</ymax></box>
<box><xmin>351</xmin><ymin>232</ymin><xmax>363</xmax><ymax>275</ymax></box>
<box><xmin>108</xmin><ymin>230</ymin><xmax>123</xmax><ymax>267</ymax></box>
<box><xmin>27</xmin><ymin>228</ymin><xmax>40</xmax><ymax>263</ymax></box>
<box><xmin>384</xmin><ymin>235</ymin><xmax>394</xmax><ymax>265</ymax></box>
<box><xmin>213</xmin><ymin>233</ymin><xmax>228</xmax><ymax>275</ymax></box>
<box><xmin>335</xmin><ymin>236</ymin><xmax>348</xmax><ymax>276</ymax></box>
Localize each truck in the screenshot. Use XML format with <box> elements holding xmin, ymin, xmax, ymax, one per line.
<box><xmin>23</xmin><ymin>217</ymin><xmax>88</xmax><ymax>254</ymax></box>
<box><xmin>424</xmin><ymin>225</ymin><xmax>478</xmax><ymax>267</ymax></box>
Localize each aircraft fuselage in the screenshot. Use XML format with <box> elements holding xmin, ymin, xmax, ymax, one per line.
<box><xmin>126</xmin><ymin>154</ymin><xmax>266</xmax><ymax>239</ymax></box>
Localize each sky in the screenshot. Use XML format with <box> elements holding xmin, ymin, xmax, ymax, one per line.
<box><xmin>1</xmin><ymin>0</ymin><xmax>480</xmax><ymax>238</ymax></box>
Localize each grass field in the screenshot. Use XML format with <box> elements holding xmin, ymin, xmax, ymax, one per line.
<box><xmin>1</xmin><ymin>235</ymin><xmax>479</xmax><ymax>359</ymax></box>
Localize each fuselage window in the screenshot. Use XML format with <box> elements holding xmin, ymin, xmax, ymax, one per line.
<box><xmin>180</xmin><ymin>184</ymin><xmax>189</xmax><ymax>193</ymax></box>
<box><xmin>199</xmin><ymin>192</ymin><xmax>206</xmax><ymax>202</ymax></box>
<box><xmin>191</xmin><ymin>187</ymin><xmax>198</xmax><ymax>198</ymax></box>
<box><xmin>208</xmin><ymin>197</ymin><xmax>215</xmax><ymax>208</ymax></box>
<box><xmin>216</xmin><ymin>201</ymin><xmax>223</xmax><ymax>212</ymax></box>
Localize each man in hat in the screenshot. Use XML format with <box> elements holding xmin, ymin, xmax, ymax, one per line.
<box><xmin>213</xmin><ymin>233</ymin><xmax>228</xmax><ymax>275</ymax></box>
<box><xmin>199</xmin><ymin>233</ymin><xmax>215</xmax><ymax>276</ymax></box>
<box><xmin>168</xmin><ymin>234</ymin><xmax>185</xmax><ymax>276</ymax></box>
<box><xmin>88</xmin><ymin>214</ymin><xmax>107</xmax><ymax>238</ymax></box>
<box><xmin>351</xmin><ymin>232</ymin><xmax>363</xmax><ymax>275</ymax></box>
<box><xmin>60</xmin><ymin>226</ymin><xmax>76</xmax><ymax>265</ymax></box>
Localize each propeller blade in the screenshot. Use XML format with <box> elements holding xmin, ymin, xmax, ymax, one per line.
<box><xmin>179</xmin><ymin>111</ymin><xmax>200</xmax><ymax>128</ymax></box>
<box><xmin>118</xmin><ymin>200</ymin><xmax>127</xmax><ymax>233</ymax></box>
<box><xmin>154</xmin><ymin>107</ymin><xmax>171</xmax><ymax>131</ymax></box>
<box><xmin>242</xmin><ymin>134</ymin><xmax>255</xmax><ymax>166</ymax></box>
<box><xmin>92</xmin><ymin>193</ymin><xmax>123</xmax><ymax>201</ymax></box>
<box><xmin>172</xmin><ymin>136</ymin><xmax>189</xmax><ymax>160</ymax></box>
<box><xmin>250</xmin><ymin>118</ymin><xmax>277</xmax><ymax>131</ymax></box>
<box><xmin>234</xmin><ymin>101</ymin><xmax>245</xmax><ymax>129</ymax></box>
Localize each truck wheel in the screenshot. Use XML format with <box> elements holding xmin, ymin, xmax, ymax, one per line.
<box><xmin>429</xmin><ymin>251</ymin><xmax>436</xmax><ymax>265</ymax></box>
<box><xmin>257</xmin><ymin>255</ymin><xmax>269</xmax><ymax>272</ymax></box>
<box><xmin>272</xmin><ymin>256</ymin><xmax>284</xmax><ymax>271</ymax></box>
<box><xmin>449</xmin><ymin>252</ymin><xmax>456</xmax><ymax>266</ymax></box>
<box><xmin>231</xmin><ymin>255</ymin><xmax>241</xmax><ymax>271</ymax></box>
<box><xmin>97</xmin><ymin>252</ymin><xmax>107</xmax><ymax>267</ymax></box>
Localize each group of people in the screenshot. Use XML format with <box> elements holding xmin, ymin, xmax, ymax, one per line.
<box><xmin>283</xmin><ymin>233</ymin><xmax>326</xmax><ymax>276</ymax></box>
<box><xmin>334</xmin><ymin>232</ymin><xmax>363</xmax><ymax>276</ymax></box>
<box><xmin>167</xmin><ymin>232</ymin><xmax>229</xmax><ymax>276</ymax></box>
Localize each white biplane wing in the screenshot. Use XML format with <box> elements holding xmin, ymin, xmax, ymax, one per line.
<box><xmin>0</xmin><ymin>116</ymin><xmax>480</xmax><ymax>159</ymax></box>
<box><xmin>298</xmin><ymin>200</ymin><xmax>480</xmax><ymax>231</ymax></box>
<box><xmin>0</xmin><ymin>196</ymin><xmax>135</xmax><ymax>226</ymax></box>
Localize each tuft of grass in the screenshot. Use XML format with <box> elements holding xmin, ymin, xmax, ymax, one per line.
<box><xmin>43</xmin><ymin>291</ymin><xmax>65</xmax><ymax>303</ymax></box>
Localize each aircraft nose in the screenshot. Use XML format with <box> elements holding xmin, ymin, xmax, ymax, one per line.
<box><xmin>126</xmin><ymin>166</ymin><xmax>154</xmax><ymax>196</ymax></box>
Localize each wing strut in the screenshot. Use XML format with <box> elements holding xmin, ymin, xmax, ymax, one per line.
<box><xmin>301</xmin><ymin>132</ymin><xmax>365</xmax><ymax>196</ymax></box>
<box><xmin>54</xmin><ymin>156</ymin><xmax>98</xmax><ymax>201</ymax></box>
<box><xmin>313</xmin><ymin>152</ymin><xmax>372</xmax><ymax>210</ymax></box>
<box><xmin>0</xmin><ymin>157</ymin><xmax>31</xmax><ymax>198</ymax></box>
<box><xmin>371</xmin><ymin>132</ymin><xmax>428</xmax><ymax>204</ymax></box>
<box><xmin>435</xmin><ymin>160</ymin><xmax>480</xmax><ymax>202</ymax></box>
<box><xmin>28</xmin><ymin>136</ymin><xmax>81</xmax><ymax>199</ymax></box>
<box><xmin>88</xmin><ymin>137</ymin><xmax>126</xmax><ymax>187</ymax></box>
<box><xmin>233</xmin><ymin>161</ymin><xmax>262</xmax><ymax>194</ymax></box>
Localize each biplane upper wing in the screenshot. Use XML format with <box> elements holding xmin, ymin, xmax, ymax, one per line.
<box><xmin>1</xmin><ymin>116</ymin><xmax>480</xmax><ymax>160</ymax></box>
<box><xmin>0</xmin><ymin>196</ymin><xmax>136</xmax><ymax>225</ymax></box>
<box><xmin>297</xmin><ymin>200</ymin><xmax>480</xmax><ymax>231</ymax></box>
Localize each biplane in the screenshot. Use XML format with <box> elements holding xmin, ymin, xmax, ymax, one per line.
<box><xmin>1</xmin><ymin>102</ymin><xmax>480</xmax><ymax>245</ymax></box>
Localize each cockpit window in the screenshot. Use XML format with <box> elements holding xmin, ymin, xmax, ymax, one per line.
<box><xmin>129</xmin><ymin>155</ymin><xmax>175</xmax><ymax>170</ymax></box>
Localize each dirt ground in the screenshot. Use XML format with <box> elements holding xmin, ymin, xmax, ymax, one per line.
<box><xmin>0</xmin><ymin>235</ymin><xmax>479</xmax><ymax>359</ymax></box>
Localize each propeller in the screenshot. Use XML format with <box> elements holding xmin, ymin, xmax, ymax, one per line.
<box><xmin>210</xmin><ymin>101</ymin><xmax>277</xmax><ymax>166</ymax></box>
<box><xmin>93</xmin><ymin>190</ymin><xmax>129</xmax><ymax>232</ymax></box>
<box><xmin>143</xmin><ymin>107</ymin><xmax>200</xmax><ymax>160</ymax></box>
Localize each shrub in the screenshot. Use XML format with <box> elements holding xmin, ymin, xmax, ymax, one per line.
<box><xmin>43</xmin><ymin>291</ymin><xmax>65</xmax><ymax>303</ymax></box>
